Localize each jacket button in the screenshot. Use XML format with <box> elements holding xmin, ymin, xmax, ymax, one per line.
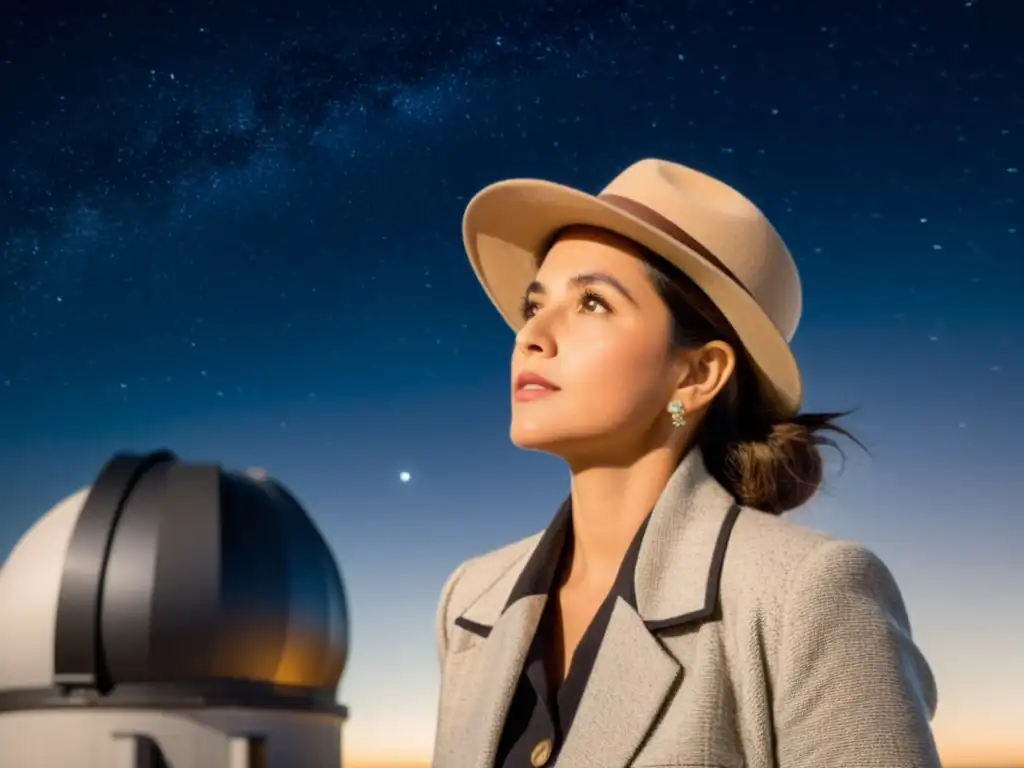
<box><xmin>530</xmin><ymin>737</ymin><xmax>553</xmax><ymax>767</ymax></box>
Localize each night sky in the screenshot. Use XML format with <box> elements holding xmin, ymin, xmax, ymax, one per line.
<box><xmin>1</xmin><ymin>1</ymin><xmax>1021</xmax><ymax>765</ymax></box>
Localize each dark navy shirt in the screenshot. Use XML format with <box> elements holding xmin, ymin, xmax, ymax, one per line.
<box><xmin>493</xmin><ymin>501</ymin><xmax>650</xmax><ymax>768</ymax></box>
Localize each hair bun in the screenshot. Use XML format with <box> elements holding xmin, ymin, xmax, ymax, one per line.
<box><xmin>703</xmin><ymin>412</ymin><xmax>856</xmax><ymax>515</ymax></box>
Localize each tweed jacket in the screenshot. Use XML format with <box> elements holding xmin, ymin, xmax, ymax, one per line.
<box><xmin>432</xmin><ymin>452</ymin><xmax>940</xmax><ymax>768</ymax></box>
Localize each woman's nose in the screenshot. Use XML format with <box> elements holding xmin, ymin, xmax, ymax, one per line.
<box><xmin>515</xmin><ymin>316</ymin><xmax>557</xmax><ymax>357</ymax></box>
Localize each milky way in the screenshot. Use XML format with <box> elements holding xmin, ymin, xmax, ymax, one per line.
<box><xmin>0</xmin><ymin>0</ymin><xmax>1019</xmax><ymax>403</ymax></box>
<box><xmin>1</xmin><ymin>0</ymin><xmax>648</xmax><ymax>310</ymax></box>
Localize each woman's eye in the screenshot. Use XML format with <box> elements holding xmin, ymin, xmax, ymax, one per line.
<box><xmin>520</xmin><ymin>298</ymin><xmax>538</xmax><ymax>320</ymax></box>
<box><xmin>580</xmin><ymin>291</ymin><xmax>609</xmax><ymax>314</ymax></box>
<box><xmin>520</xmin><ymin>291</ymin><xmax>608</xmax><ymax>320</ymax></box>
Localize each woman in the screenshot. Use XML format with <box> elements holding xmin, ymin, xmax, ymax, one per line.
<box><xmin>432</xmin><ymin>159</ymin><xmax>940</xmax><ymax>768</ymax></box>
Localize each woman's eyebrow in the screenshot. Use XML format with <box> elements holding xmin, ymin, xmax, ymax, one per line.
<box><xmin>525</xmin><ymin>272</ymin><xmax>638</xmax><ymax>305</ymax></box>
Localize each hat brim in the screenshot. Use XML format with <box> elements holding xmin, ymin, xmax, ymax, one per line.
<box><xmin>462</xmin><ymin>178</ymin><xmax>803</xmax><ymax>417</ymax></box>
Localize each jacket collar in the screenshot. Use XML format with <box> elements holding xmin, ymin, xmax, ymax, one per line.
<box><xmin>455</xmin><ymin>449</ymin><xmax>741</xmax><ymax>636</ymax></box>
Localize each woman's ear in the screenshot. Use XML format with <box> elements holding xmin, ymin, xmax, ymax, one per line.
<box><xmin>672</xmin><ymin>340</ymin><xmax>736</xmax><ymax>414</ymax></box>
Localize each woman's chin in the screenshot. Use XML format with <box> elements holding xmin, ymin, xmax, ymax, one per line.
<box><xmin>510</xmin><ymin>424</ymin><xmax>563</xmax><ymax>452</ymax></box>
<box><xmin>510</xmin><ymin>432</ymin><xmax>556</xmax><ymax>453</ymax></box>
<box><xmin>509</xmin><ymin>424</ymin><xmax>591</xmax><ymax>458</ymax></box>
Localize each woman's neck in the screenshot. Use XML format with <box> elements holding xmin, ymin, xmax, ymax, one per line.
<box><xmin>565</xmin><ymin>445</ymin><xmax>681</xmax><ymax>588</ymax></box>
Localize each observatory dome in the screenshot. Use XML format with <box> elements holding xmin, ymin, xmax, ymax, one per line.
<box><xmin>0</xmin><ymin>451</ymin><xmax>348</xmax><ymax>716</ymax></box>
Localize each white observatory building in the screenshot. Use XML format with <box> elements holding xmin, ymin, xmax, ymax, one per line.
<box><xmin>0</xmin><ymin>450</ymin><xmax>349</xmax><ymax>768</ymax></box>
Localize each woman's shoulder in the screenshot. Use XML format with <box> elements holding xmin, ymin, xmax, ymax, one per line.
<box><xmin>726</xmin><ymin>505</ymin><xmax>834</xmax><ymax>586</ymax></box>
<box><xmin>438</xmin><ymin>530</ymin><xmax>545</xmax><ymax>619</ymax></box>
<box><xmin>720</xmin><ymin>506</ymin><xmax>938</xmax><ymax>741</ymax></box>
<box><xmin>722</xmin><ymin>506</ymin><xmax>906</xmax><ymax>628</ymax></box>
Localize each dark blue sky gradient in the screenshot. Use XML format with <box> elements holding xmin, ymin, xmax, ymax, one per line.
<box><xmin>1</xmin><ymin>1</ymin><xmax>1021</xmax><ymax>763</ymax></box>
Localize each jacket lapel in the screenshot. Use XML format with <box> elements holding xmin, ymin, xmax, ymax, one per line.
<box><xmin>634</xmin><ymin>452</ymin><xmax>740</xmax><ymax>627</ymax></box>
<box><xmin>447</xmin><ymin>452</ymin><xmax>740</xmax><ymax>768</ymax></box>
<box><xmin>555</xmin><ymin>451</ymin><xmax>741</xmax><ymax>768</ymax></box>
<box><xmin>457</xmin><ymin>594</ymin><xmax>548</xmax><ymax>768</ymax></box>
<box><xmin>448</xmin><ymin>501</ymin><xmax>573</xmax><ymax>768</ymax></box>
<box><xmin>554</xmin><ymin>597</ymin><xmax>682</xmax><ymax>768</ymax></box>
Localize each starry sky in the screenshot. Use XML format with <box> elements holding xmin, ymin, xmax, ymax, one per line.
<box><xmin>1</xmin><ymin>1</ymin><xmax>1021</xmax><ymax>765</ymax></box>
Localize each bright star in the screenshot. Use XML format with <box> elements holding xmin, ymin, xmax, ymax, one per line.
<box><xmin>399</xmin><ymin>471</ymin><xmax>411</xmax><ymax>483</ymax></box>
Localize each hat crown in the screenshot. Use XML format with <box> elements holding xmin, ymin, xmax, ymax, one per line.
<box><xmin>601</xmin><ymin>159</ymin><xmax>801</xmax><ymax>340</ymax></box>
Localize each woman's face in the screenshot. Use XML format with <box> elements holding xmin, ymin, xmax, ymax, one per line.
<box><xmin>509</xmin><ymin>228</ymin><xmax>683</xmax><ymax>462</ymax></box>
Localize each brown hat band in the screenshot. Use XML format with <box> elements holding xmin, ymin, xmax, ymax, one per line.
<box><xmin>597</xmin><ymin>193</ymin><xmax>751</xmax><ymax>297</ymax></box>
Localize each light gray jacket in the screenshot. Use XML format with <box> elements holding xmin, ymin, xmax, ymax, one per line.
<box><xmin>432</xmin><ymin>452</ymin><xmax>940</xmax><ymax>768</ymax></box>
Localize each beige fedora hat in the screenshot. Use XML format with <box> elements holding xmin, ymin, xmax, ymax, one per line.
<box><xmin>462</xmin><ymin>158</ymin><xmax>804</xmax><ymax>416</ymax></box>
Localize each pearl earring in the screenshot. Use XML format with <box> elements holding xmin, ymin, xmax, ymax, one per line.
<box><xmin>667</xmin><ymin>400</ymin><xmax>686</xmax><ymax>427</ymax></box>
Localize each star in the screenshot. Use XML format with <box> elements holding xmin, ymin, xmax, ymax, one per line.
<box><xmin>399</xmin><ymin>471</ymin><xmax>411</xmax><ymax>483</ymax></box>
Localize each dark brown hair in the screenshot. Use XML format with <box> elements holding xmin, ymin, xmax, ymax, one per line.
<box><xmin>640</xmin><ymin>248</ymin><xmax>860</xmax><ymax>514</ymax></box>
